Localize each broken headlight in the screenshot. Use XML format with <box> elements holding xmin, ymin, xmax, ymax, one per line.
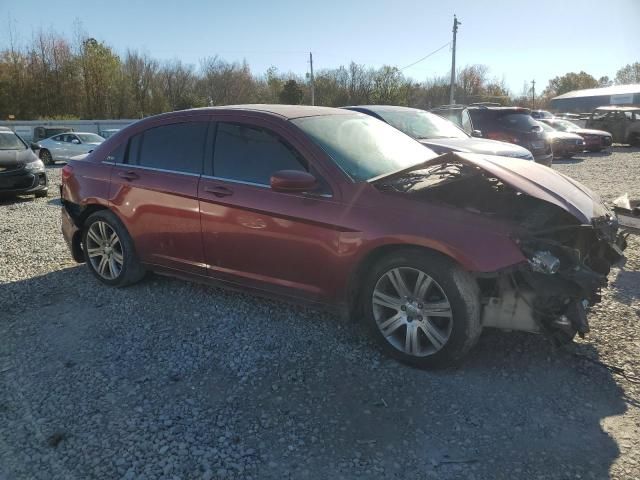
<box><xmin>528</xmin><ymin>250</ymin><xmax>560</xmax><ymax>275</ymax></box>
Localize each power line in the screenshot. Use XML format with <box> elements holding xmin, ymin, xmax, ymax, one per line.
<box><xmin>399</xmin><ymin>41</ymin><xmax>451</xmax><ymax>71</ymax></box>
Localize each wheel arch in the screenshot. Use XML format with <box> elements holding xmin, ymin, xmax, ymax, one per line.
<box><xmin>346</xmin><ymin>243</ymin><xmax>468</xmax><ymax>321</ymax></box>
<box><xmin>67</xmin><ymin>203</ymin><xmax>110</xmax><ymax>263</ymax></box>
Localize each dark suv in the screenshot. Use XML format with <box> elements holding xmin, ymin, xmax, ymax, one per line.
<box><xmin>431</xmin><ymin>105</ymin><xmax>553</xmax><ymax>166</ymax></box>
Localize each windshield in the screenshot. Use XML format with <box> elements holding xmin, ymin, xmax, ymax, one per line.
<box><xmin>497</xmin><ymin>113</ymin><xmax>540</xmax><ymax>131</ymax></box>
<box><xmin>538</xmin><ymin>121</ymin><xmax>555</xmax><ymax>132</ymax></box>
<box><xmin>0</xmin><ymin>131</ymin><xmax>27</xmax><ymax>150</ymax></box>
<box><xmin>76</xmin><ymin>133</ymin><xmax>105</xmax><ymax>143</ymax></box>
<box><xmin>293</xmin><ymin>114</ymin><xmax>437</xmax><ymax>181</ymax></box>
<box><xmin>375</xmin><ymin>109</ymin><xmax>468</xmax><ymax>140</ymax></box>
<box><xmin>553</xmin><ymin>120</ymin><xmax>580</xmax><ymax>132</ymax></box>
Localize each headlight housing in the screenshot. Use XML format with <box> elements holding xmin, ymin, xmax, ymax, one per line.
<box><xmin>24</xmin><ymin>159</ymin><xmax>45</xmax><ymax>171</ymax></box>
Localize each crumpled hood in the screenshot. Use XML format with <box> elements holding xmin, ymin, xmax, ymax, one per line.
<box><xmin>372</xmin><ymin>151</ymin><xmax>609</xmax><ymax>224</ymax></box>
<box><xmin>0</xmin><ymin>148</ymin><xmax>38</xmax><ymax>166</ymax></box>
<box><xmin>418</xmin><ymin>137</ymin><xmax>532</xmax><ymax>159</ymax></box>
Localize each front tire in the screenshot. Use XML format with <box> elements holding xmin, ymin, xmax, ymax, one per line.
<box><xmin>82</xmin><ymin>210</ymin><xmax>145</xmax><ymax>287</ymax></box>
<box><xmin>362</xmin><ymin>249</ymin><xmax>481</xmax><ymax>368</ymax></box>
<box><xmin>39</xmin><ymin>149</ymin><xmax>54</xmax><ymax>165</ymax></box>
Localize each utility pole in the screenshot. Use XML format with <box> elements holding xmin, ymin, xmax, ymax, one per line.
<box><xmin>531</xmin><ymin>79</ymin><xmax>536</xmax><ymax>109</ymax></box>
<box><xmin>309</xmin><ymin>52</ymin><xmax>315</xmax><ymax>106</ymax></box>
<box><xmin>449</xmin><ymin>15</ymin><xmax>460</xmax><ymax>105</ymax></box>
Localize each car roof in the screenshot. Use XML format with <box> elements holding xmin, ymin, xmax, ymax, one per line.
<box><xmin>0</xmin><ymin>126</ymin><xmax>12</xmax><ymax>132</ymax></box>
<box><xmin>343</xmin><ymin>105</ymin><xmax>426</xmax><ymax>114</ymax></box>
<box><xmin>188</xmin><ymin>104</ymin><xmax>355</xmax><ymax>120</ymax></box>
<box><xmin>593</xmin><ymin>105</ymin><xmax>640</xmax><ymax>112</ymax></box>
<box><xmin>467</xmin><ymin>106</ymin><xmax>531</xmax><ymax>113</ymax></box>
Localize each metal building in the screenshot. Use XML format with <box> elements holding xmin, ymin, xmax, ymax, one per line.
<box><xmin>550</xmin><ymin>84</ymin><xmax>640</xmax><ymax>113</ymax></box>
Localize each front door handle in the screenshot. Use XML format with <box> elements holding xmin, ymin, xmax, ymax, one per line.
<box><xmin>204</xmin><ymin>185</ymin><xmax>233</xmax><ymax>197</ymax></box>
<box><xmin>118</xmin><ymin>171</ymin><xmax>139</xmax><ymax>181</ymax></box>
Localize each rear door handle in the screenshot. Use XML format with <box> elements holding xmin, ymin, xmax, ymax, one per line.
<box><xmin>118</xmin><ymin>171</ymin><xmax>139</xmax><ymax>181</ymax></box>
<box><xmin>204</xmin><ymin>185</ymin><xmax>233</xmax><ymax>197</ymax></box>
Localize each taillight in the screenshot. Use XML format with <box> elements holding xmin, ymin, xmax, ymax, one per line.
<box><xmin>61</xmin><ymin>164</ymin><xmax>73</xmax><ymax>183</ymax></box>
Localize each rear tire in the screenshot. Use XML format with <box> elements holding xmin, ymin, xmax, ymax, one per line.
<box><xmin>82</xmin><ymin>210</ymin><xmax>145</xmax><ymax>287</ymax></box>
<box><xmin>362</xmin><ymin>249</ymin><xmax>481</xmax><ymax>368</ymax></box>
<box><xmin>39</xmin><ymin>149</ymin><xmax>54</xmax><ymax>165</ymax></box>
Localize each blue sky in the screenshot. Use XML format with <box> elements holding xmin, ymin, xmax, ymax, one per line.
<box><xmin>1</xmin><ymin>0</ymin><xmax>638</xmax><ymax>94</ymax></box>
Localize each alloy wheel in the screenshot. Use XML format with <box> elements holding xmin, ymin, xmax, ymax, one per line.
<box><xmin>372</xmin><ymin>267</ymin><xmax>453</xmax><ymax>357</ymax></box>
<box><xmin>85</xmin><ymin>221</ymin><xmax>124</xmax><ymax>280</ymax></box>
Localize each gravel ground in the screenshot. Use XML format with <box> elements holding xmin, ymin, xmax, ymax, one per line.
<box><xmin>1</xmin><ymin>147</ymin><xmax>639</xmax><ymax>480</ymax></box>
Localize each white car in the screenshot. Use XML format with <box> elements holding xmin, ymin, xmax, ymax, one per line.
<box><xmin>37</xmin><ymin>132</ymin><xmax>104</xmax><ymax>165</ymax></box>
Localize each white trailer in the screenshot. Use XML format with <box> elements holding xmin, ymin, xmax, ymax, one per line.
<box><xmin>0</xmin><ymin>119</ymin><xmax>137</xmax><ymax>142</ymax></box>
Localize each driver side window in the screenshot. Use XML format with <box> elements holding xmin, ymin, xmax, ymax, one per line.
<box><xmin>213</xmin><ymin>123</ymin><xmax>307</xmax><ymax>185</ymax></box>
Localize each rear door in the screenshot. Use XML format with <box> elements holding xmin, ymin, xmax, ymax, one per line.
<box><xmin>108</xmin><ymin>118</ymin><xmax>211</xmax><ymax>275</ymax></box>
<box><xmin>198</xmin><ymin>117</ymin><xmax>343</xmax><ymax>303</ymax></box>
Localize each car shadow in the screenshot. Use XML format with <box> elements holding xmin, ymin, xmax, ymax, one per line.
<box><xmin>0</xmin><ymin>195</ymin><xmax>35</xmax><ymax>206</ymax></box>
<box><xmin>44</xmin><ymin>161</ymin><xmax>67</xmax><ymax>169</ymax></box>
<box><xmin>611</xmin><ymin>267</ymin><xmax>640</xmax><ymax>304</ymax></box>
<box><xmin>1</xmin><ymin>266</ymin><xmax>631</xmax><ymax>479</ymax></box>
<box><xmin>553</xmin><ymin>157</ymin><xmax>585</xmax><ymax>165</ymax></box>
<box><xmin>581</xmin><ymin>150</ymin><xmax>613</xmax><ymax>158</ymax></box>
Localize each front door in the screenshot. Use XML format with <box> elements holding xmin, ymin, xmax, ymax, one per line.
<box><xmin>108</xmin><ymin>119</ymin><xmax>211</xmax><ymax>275</ymax></box>
<box><xmin>198</xmin><ymin>119</ymin><xmax>343</xmax><ymax>303</ymax></box>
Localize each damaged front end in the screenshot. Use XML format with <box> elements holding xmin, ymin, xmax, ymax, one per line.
<box><xmin>491</xmin><ymin>213</ymin><xmax>626</xmax><ymax>343</ymax></box>
<box><xmin>373</xmin><ymin>152</ymin><xmax>629</xmax><ymax>344</ymax></box>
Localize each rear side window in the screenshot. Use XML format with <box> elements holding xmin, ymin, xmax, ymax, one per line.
<box><xmin>127</xmin><ymin>122</ymin><xmax>207</xmax><ymax>174</ymax></box>
<box><xmin>213</xmin><ymin>123</ymin><xmax>307</xmax><ymax>185</ymax></box>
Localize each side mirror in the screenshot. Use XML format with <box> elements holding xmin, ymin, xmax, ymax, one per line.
<box><xmin>471</xmin><ymin>130</ymin><xmax>483</xmax><ymax>138</ymax></box>
<box><xmin>30</xmin><ymin>142</ymin><xmax>40</xmax><ymax>150</ymax></box>
<box><xmin>270</xmin><ymin>170</ymin><xmax>317</xmax><ymax>193</ymax></box>
<box><xmin>72</xmin><ymin>139</ymin><xmax>80</xmax><ymax>144</ymax></box>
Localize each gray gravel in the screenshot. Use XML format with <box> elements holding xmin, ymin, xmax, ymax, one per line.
<box><xmin>1</xmin><ymin>149</ymin><xmax>639</xmax><ymax>480</ymax></box>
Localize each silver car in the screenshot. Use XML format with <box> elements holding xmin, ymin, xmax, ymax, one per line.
<box><xmin>37</xmin><ymin>132</ymin><xmax>104</xmax><ymax>165</ymax></box>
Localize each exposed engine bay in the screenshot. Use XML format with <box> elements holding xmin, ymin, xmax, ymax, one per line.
<box><xmin>375</xmin><ymin>156</ymin><xmax>629</xmax><ymax>344</ymax></box>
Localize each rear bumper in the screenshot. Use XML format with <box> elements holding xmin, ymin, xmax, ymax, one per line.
<box><xmin>61</xmin><ymin>205</ymin><xmax>84</xmax><ymax>262</ymax></box>
<box><xmin>0</xmin><ymin>170</ymin><xmax>48</xmax><ymax>195</ymax></box>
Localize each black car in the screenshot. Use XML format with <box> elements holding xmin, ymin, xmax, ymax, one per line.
<box><xmin>342</xmin><ymin>105</ymin><xmax>534</xmax><ymax>160</ymax></box>
<box><xmin>431</xmin><ymin>105</ymin><xmax>554</xmax><ymax>166</ymax></box>
<box><xmin>0</xmin><ymin>127</ymin><xmax>48</xmax><ymax>198</ymax></box>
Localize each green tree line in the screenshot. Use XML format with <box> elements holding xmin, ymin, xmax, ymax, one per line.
<box><xmin>0</xmin><ymin>29</ymin><xmax>637</xmax><ymax>119</ymax></box>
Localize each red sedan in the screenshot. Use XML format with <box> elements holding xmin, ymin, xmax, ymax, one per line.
<box><xmin>61</xmin><ymin>105</ymin><xmax>625</xmax><ymax>367</ymax></box>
